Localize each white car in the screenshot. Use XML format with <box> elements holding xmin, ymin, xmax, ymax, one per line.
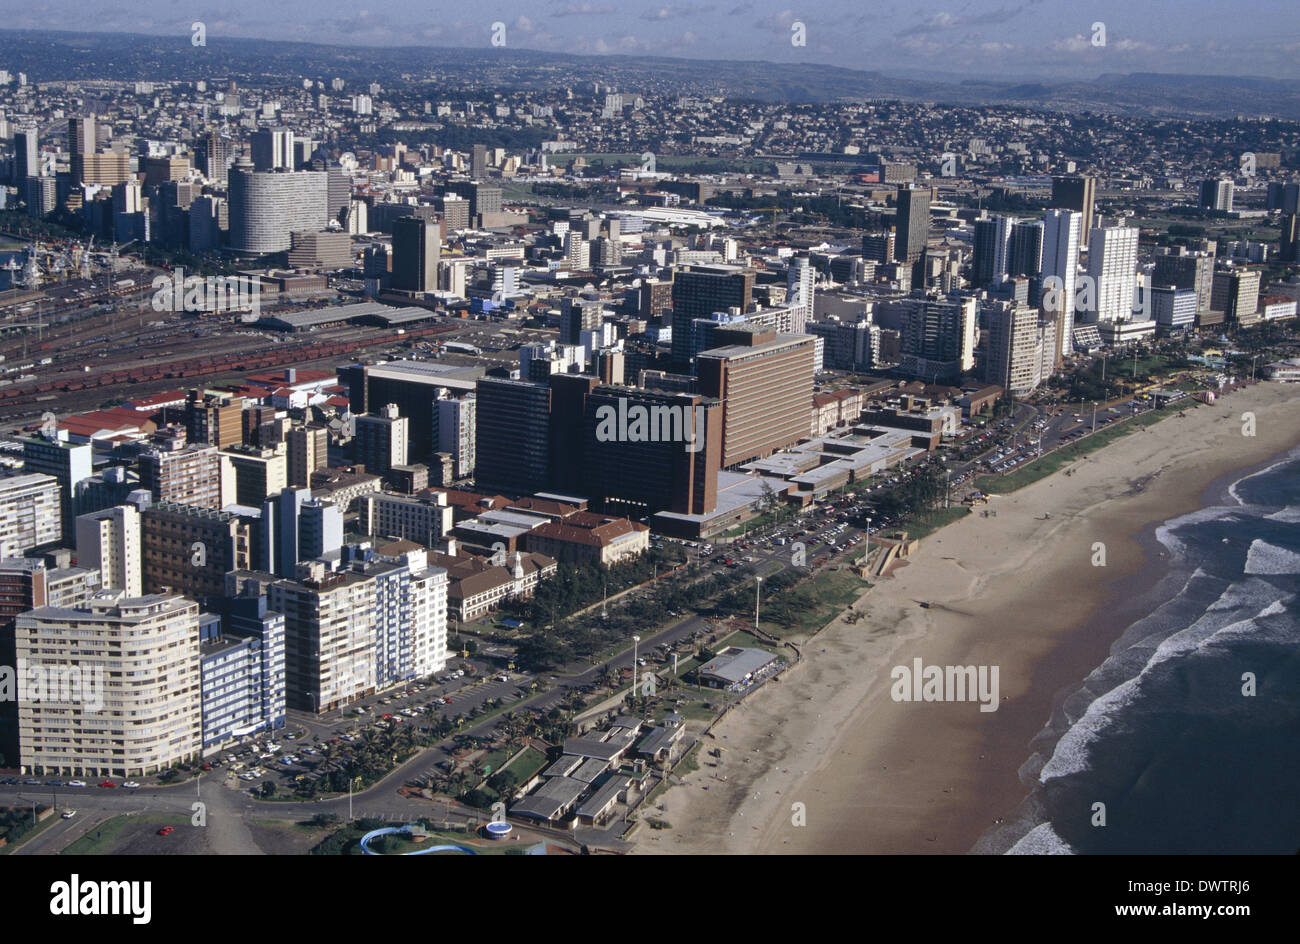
<box><xmin>61</xmin><ymin>810</ymin><xmax>77</xmax><ymax>819</ymax></box>
<box><xmin>67</xmin><ymin>780</ymin><xmax>87</xmax><ymax>788</ymax></box>
<box><xmin>122</xmin><ymin>781</ymin><xmax>141</xmax><ymax>789</ymax></box>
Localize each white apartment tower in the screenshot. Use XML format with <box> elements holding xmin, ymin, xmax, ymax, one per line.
<box><xmin>1086</xmin><ymin>225</ymin><xmax>1139</xmax><ymax>324</ymax></box>
<box><xmin>1041</xmin><ymin>209</ymin><xmax>1083</xmax><ymax>359</ymax></box>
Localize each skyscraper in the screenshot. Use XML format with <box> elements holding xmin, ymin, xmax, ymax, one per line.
<box><xmin>1051</xmin><ymin>175</ymin><xmax>1096</xmax><ymax>241</ymax></box>
<box><xmin>390</xmin><ymin>216</ymin><xmax>440</xmax><ymax>293</ymax></box>
<box><xmin>896</xmin><ymin>296</ymin><xmax>978</xmax><ymax>383</ymax></box>
<box><xmin>669</xmin><ymin>264</ymin><xmax>754</xmax><ymax>371</ymax></box>
<box><xmin>474</xmin><ymin>377</ymin><xmax>551</xmax><ymax>495</ymax></box>
<box><xmin>11</xmin><ymin>129</ymin><xmax>37</xmax><ymax>184</ymax></box>
<box><xmin>227</xmin><ymin>159</ymin><xmax>329</xmax><ymax>254</ymax></box>
<box><xmin>894</xmin><ymin>186</ymin><xmax>930</xmax><ymax>265</ymax></box>
<box><xmin>785</xmin><ymin>255</ymin><xmax>815</xmax><ymax>333</ymax></box>
<box><xmin>67</xmin><ymin>114</ymin><xmax>96</xmax><ymax>185</ymax></box>
<box><xmin>1007</xmin><ymin>220</ymin><xmax>1044</xmax><ymax>279</ymax></box>
<box><xmin>984</xmin><ymin>301</ymin><xmax>1046</xmax><ymax>394</ymax></box>
<box><xmin>696</xmin><ymin>330</ymin><xmax>816</xmax><ymax>468</ymax></box>
<box><xmin>202</xmin><ymin>131</ymin><xmax>234</xmax><ymax>187</ymax></box>
<box><xmin>75</xmin><ymin>505</ymin><xmax>143</xmax><ymax>596</ymax></box>
<box><xmin>354</xmin><ymin>403</ymin><xmax>409</xmax><ymax>477</ymax></box>
<box><xmin>1085</xmin><ymin>225</ymin><xmax>1139</xmax><ymax>323</ymax></box>
<box><xmin>471</xmin><ymin>143</ymin><xmax>488</xmax><ymax>179</ymax></box>
<box><xmin>972</xmin><ymin>216</ymin><xmax>1015</xmax><ymax>286</ymax></box>
<box><xmin>251</xmin><ymin>127</ymin><xmax>294</xmax><ymax>172</ymax></box>
<box><xmin>1199</xmin><ymin>178</ymin><xmax>1234</xmax><ymax>212</ymax></box>
<box><xmin>16</xmin><ymin>592</ymin><xmax>202</xmax><ymax>776</ymax></box>
<box><xmin>1041</xmin><ymin>209</ymin><xmax>1083</xmax><ymax>360</ymax></box>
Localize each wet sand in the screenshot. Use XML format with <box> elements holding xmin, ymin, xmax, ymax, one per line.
<box><xmin>636</xmin><ymin>382</ymin><xmax>1300</xmax><ymax>854</ymax></box>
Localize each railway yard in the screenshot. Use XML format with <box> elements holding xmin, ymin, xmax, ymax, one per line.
<box><xmin>0</xmin><ymin>265</ymin><xmax>490</xmax><ymax>429</ymax></box>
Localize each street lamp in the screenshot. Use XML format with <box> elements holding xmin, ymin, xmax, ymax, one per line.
<box><xmin>754</xmin><ymin>576</ymin><xmax>762</xmax><ymax>630</ymax></box>
<box><xmin>862</xmin><ymin>517</ymin><xmax>872</xmax><ymax>570</ymax></box>
<box><xmin>1091</xmin><ymin>400</ymin><xmax>1098</xmax><ymax>434</ymax></box>
<box><xmin>1251</xmin><ymin>354</ymin><xmax>1261</xmax><ymax>383</ymax></box>
<box><xmin>631</xmin><ymin>635</ymin><xmax>641</xmax><ymax>699</ymax></box>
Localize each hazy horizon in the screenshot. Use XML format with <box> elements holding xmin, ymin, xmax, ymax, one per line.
<box><xmin>0</xmin><ymin>1</ymin><xmax>1298</xmax><ymax>82</ymax></box>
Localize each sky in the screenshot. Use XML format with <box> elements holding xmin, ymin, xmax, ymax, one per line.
<box><xmin>1</xmin><ymin>0</ymin><xmax>1299</xmax><ymax>81</ymax></box>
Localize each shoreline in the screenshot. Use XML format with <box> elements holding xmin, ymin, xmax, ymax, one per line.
<box><xmin>635</xmin><ymin>382</ymin><xmax>1300</xmax><ymax>855</ymax></box>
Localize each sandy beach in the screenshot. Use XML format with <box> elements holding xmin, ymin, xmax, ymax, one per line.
<box><xmin>636</xmin><ymin>381</ymin><xmax>1300</xmax><ymax>855</ymax></box>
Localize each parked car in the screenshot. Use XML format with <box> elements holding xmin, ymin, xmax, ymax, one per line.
<box><xmin>67</xmin><ymin>779</ymin><xmax>87</xmax><ymax>788</ymax></box>
<box><xmin>122</xmin><ymin>781</ymin><xmax>140</xmax><ymax>789</ymax></box>
<box><xmin>98</xmin><ymin>780</ymin><xmax>117</xmax><ymax>788</ymax></box>
<box><xmin>157</xmin><ymin>826</ymin><xmax>174</xmax><ymax>836</ymax></box>
<box><xmin>61</xmin><ymin>810</ymin><xmax>77</xmax><ymax>819</ymax></box>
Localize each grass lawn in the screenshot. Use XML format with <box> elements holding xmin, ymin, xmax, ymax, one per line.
<box><xmin>0</xmin><ymin>810</ymin><xmax>60</xmax><ymax>854</ymax></box>
<box><xmin>904</xmin><ymin>505</ymin><xmax>972</xmax><ymax>539</ymax></box>
<box><xmin>758</xmin><ymin>568</ymin><xmax>866</xmax><ymax>638</ymax></box>
<box><xmin>60</xmin><ymin>812</ymin><xmax>189</xmax><ymax>855</ymax></box>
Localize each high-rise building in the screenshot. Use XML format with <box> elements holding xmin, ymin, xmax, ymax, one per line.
<box><xmin>1199</xmin><ymin>178</ymin><xmax>1234</xmax><ymax>213</ymax></box>
<box><xmin>267</xmin><ymin>564</ymin><xmax>377</xmax><ymax>712</ymax></box>
<box><xmin>202</xmin><ymin>131</ymin><xmax>234</xmax><ymax>187</ymax></box>
<box><xmin>984</xmin><ymin>301</ymin><xmax>1045</xmax><ymax>394</ymax></box>
<box><xmin>475</xmin><ymin>378</ymin><xmax>552</xmax><ymax>495</ymax></box>
<box><xmin>75</xmin><ymin>505</ymin><xmax>142</xmax><ymax>596</ymax></box>
<box><xmin>1007</xmin><ymin>220</ymin><xmax>1044</xmax><ymax>279</ymax></box>
<box><xmin>897</xmin><ymin>295</ymin><xmax>978</xmax><ymax>382</ymax></box>
<box><xmin>185</xmin><ymin>391</ymin><xmax>244</xmax><ymax>449</ymax></box>
<box><xmin>696</xmin><ymin>330</ymin><xmax>817</xmax><ymax>468</ymax></box>
<box><xmin>437</xmin><ymin>396</ymin><xmax>476</xmax><ymax>480</ymax></box>
<box><xmin>390</xmin><ymin>216</ymin><xmax>440</xmax><ymax>293</ymax></box>
<box><xmin>1149</xmin><ymin>285</ymin><xmax>1198</xmax><ymax>332</ymax></box>
<box><xmin>354</xmin><ymin>404</ymin><xmax>409</xmax><ymax>477</ymax></box>
<box><xmin>228</xmin><ymin>159</ymin><xmax>329</xmax><ymax>254</ymax></box>
<box><xmin>358</xmin><ymin>491</ymin><xmax>453</xmax><ymax>546</ymax></box>
<box><xmin>1153</xmin><ymin>249</ymin><xmax>1215</xmax><ymax>315</ymax></box>
<box><xmin>785</xmin><ymin>256</ymin><xmax>815</xmax><ymax>333</ymax></box>
<box><xmin>22</xmin><ymin>435</ymin><xmax>93</xmax><ymax>541</ymax></box>
<box><xmin>251</xmin><ymin>127</ymin><xmax>294</xmax><ymax>172</ymax></box>
<box><xmin>355</xmin><ymin>546</ymin><xmax>449</xmax><ymax>686</ymax></box>
<box><xmin>1051</xmin><ymin>175</ymin><xmax>1096</xmax><ymax>241</ymax></box>
<box><xmin>67</xmin><ymin>114</ymin><xmax>96</xmax><ymax>184</ymax></box>
<box><xmin>1211</xmin><ymin>268</ymin><xmax>1262</xmax><ymax>325</ymax></box>
<box><xmin>0</xmin><ymin>474</ymin><xmax>63</xmax><ymax>558</ymax></box>
<box><xmin>1041</xmin><ymin>209</ymin><xmax>1083</xmax><ymax>360</ymax></box>
<box><xmin>286</xmin><ymin>426</ymin><xmax>328</xmax><ymax>487</ymax></box>
<box><xmin>471</xmin><ymin>143</ymin><xmax>488</xmax><ymax>179</ymax></box>
<box><xmin>222</xmin><ymin>445</ymin><xmax>288</xmax><ymax>507</ymax></box>
<box><xmin>16</xmin><ymin>592</ymin><xmax>202</xmax><ymax>776</ymax></box>
<box><xmin>972</xmin><ymin>216</ymin><xmax>1015</xmax><ymax>286</ymax></box>
<box><xmin>138</xmin><ymin>442</ymin><xmax>229</xmax><ymax>510</ymax></box>
<box><xmin>298</xmin><ymin>497</ymin><xmax>343</xmax><ymax>562</ymax></box>
<box><xmin>0</xmin><ymin>558</ymin><xmax>100</xmax><ymax>766</ymax></box>
<box><xmin>1085</xmin><ymin>225</ymin><xmax>1139</xmax><ymax>323</ymax></box>
<box><xmin>894</xmin><ymin>186</ymin><xmax>931</xmax><ymax>264</ymax></box>
<box><xmin>141</xmin><ymin>503</ymin><xmax>253</xmax><ymax>607</ymax></box>
<box><xmin>670</xmin><ymin>264</ymin><xmax>755</xmax><ymax>371</ymax></box>
<box><xmin>11</xmin><ymin>129</ymin><xmax>37</xmax><ymax>184</ymax></box>
<box><xmin>862</xmin><ymin>230</ymin><xmax>896</xmax><ymax>264</ymax></box>
<box><xmin>580</xmin><ymin>387</ymin><xmax>722</xmax><ymax>517</ymax></box>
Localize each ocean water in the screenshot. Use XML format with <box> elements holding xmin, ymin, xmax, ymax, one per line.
<box><xmin>977</xmin><ymin>447</ymin><xmax>1300</xmax><ymax>854</ymax></box>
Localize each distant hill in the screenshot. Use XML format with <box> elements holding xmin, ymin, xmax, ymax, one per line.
<box><xmin>0</xmin><ymin>28</ymin><xmax>1297</xmax><ymax>120</ymax></box>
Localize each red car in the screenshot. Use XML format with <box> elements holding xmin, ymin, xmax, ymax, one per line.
<box><xmin>98</xmin><ymin>780</ymin><xmax>117</xmax><ymax>788</ymax></box>
<box><xmin>200</xmin><ymin>763</ymin><xmax>212</xmax><ymax>771</ymax></box>
<box><xmin>157</xmin><ymin>826</ymin><xmax>174</xmax><ymax>836</ymax></box>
